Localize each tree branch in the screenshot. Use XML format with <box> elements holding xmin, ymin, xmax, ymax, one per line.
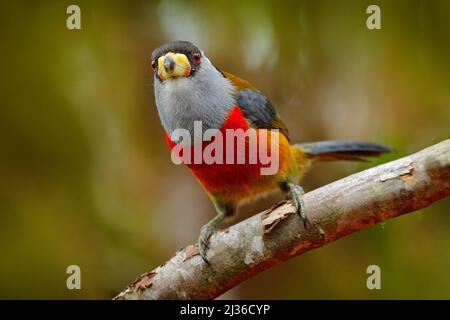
<box><xmin>115</xmin><ymin>140</ymin><xmax>450</xmax><ymax>300</ymax></box>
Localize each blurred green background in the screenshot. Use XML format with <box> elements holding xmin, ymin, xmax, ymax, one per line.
<box><xmin>0</xmin><ymin>0</ymin><xmax>449</xmax><ymax>299</ymax></box>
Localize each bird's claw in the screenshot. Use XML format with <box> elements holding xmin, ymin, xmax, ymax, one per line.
<box><xmin>198</xmin><ymin>224</ymin><xmax>216</xmax><ymax>264</ymax></box>
<box><xmin>289</xmin><ymin>183</ymin><xmax>325</xmax><ymax>238</ymax></box>
<box><xmin>289</xmin><ymin>185</ymin><xmax>311</xmax><ymax>228</ymax></box>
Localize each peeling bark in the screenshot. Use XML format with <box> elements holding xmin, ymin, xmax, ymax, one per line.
<box><xmin>261</xmin><ymin>201</ymin><xmax>294</xmax><ymax>235</ymax></box>
<box><xmin>115</xmin><ymin>140</ymin><xmax>450</xmax><ymax>300</ymax></box>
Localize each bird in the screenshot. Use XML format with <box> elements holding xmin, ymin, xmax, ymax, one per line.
<box><xmin>150</xmin><ymin>40</ymin><xmax>390</xmax><ymax>264</ymax></box>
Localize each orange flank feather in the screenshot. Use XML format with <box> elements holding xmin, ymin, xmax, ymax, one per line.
<box><xmin>222</xmin><ymin>71</ymin><xmax>255</xmax><ymax>91</ymax></box>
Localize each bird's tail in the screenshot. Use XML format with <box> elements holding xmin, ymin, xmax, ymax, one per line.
<box><xmin>295</xmin><ymin>140</ymin><xmax>391</xmax><ymax>161</ymax></box>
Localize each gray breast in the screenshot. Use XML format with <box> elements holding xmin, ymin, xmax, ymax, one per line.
<box><xmin>154</xmin><ymin>59</ymin><xmax>235</xmax><ymax>141</ymax></box>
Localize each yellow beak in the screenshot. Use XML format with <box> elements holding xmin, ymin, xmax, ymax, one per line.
<box><xmin>157</xmin><ymin>52</ymin><xmax>192</xmax><ymax>80</ymax></box>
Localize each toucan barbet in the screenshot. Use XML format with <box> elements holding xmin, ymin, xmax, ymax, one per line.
<box><xmin>151</xmin><ymin>40</ymin><xmax>390</xmax><ymax>263</ymax></box>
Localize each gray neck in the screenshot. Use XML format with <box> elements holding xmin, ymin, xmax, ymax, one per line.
<box><xmin>154</xmin><ymin>57</ymin><xmax>235</xmax><ymax>139</ymax></box>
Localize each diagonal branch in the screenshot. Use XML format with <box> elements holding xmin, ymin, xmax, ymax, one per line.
<box><xmin>115</xmin><ymin>140</ymin><xmax>450</xmax><ymax>300</ymax></box>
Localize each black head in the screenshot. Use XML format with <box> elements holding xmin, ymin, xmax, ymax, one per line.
<box><xmin>151</xmin><ymin>41</ymin><xmax>201</xmax><ymax>64</ymax></box>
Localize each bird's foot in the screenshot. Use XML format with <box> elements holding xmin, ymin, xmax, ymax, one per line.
<box><xmin>288</xmin><ymin>183</ymin><xmax>325</xmax><ymax>238</ymax></box>
<box><xmin>289</xmin><ymin>184</ymin><xmax>310</xmax><ymax>228</ymax></box>
<box><xmin>198</xmin><ymin>223</ymin><xmax>217</xmax><ymax>265</ymax></box>
<box><xmin>197</xmin><ymin>203</ymin><xmax>233</xmax><ymax>265</ymax></box>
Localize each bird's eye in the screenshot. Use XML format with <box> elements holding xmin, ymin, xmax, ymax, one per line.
<box><xmin>151</xmin><ymin>60</ymin><xmax>157</xmax><ymax>70</ymax></box>
<box><xmin>193</xmin><ymin>53</ymin><xmax>201</xmax><ymax>63</ymax></box>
